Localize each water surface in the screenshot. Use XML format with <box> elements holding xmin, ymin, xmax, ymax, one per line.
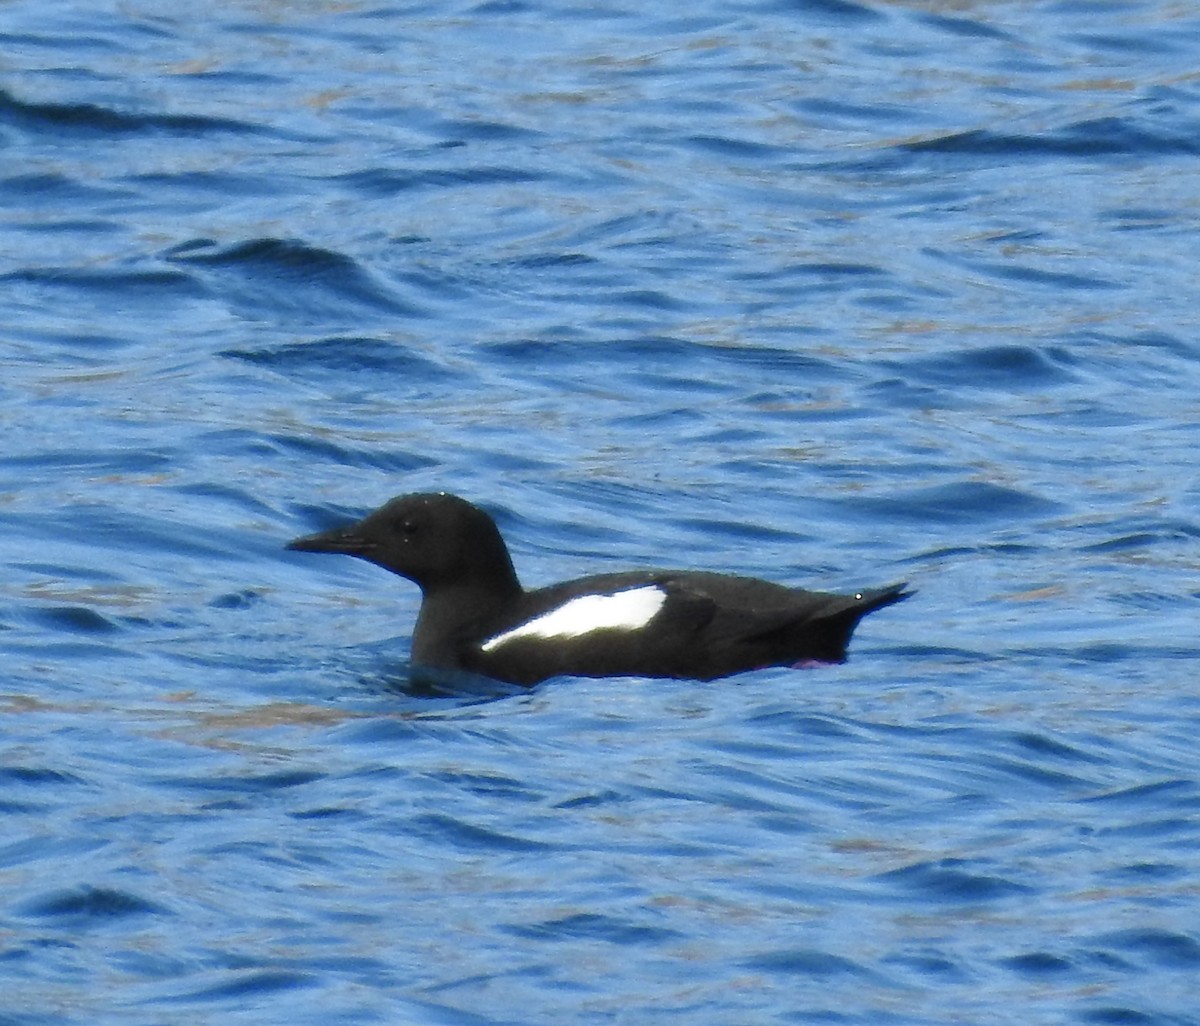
<box><xmin>2</xmin><ymin>0</ymin><xmax>1199</xmax><ymax>1023</ymax></box>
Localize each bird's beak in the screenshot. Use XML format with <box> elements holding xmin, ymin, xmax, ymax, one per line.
<box><xmin>286</xmin><ymin>523</ymin><xmax>375</xmax><ymax>556</ymax></box>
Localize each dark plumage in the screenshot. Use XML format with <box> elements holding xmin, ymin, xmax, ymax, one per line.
<box><xmin>287</xmin><ymin>492</ymin><xmax>911</xmax><ymax>686</ymax></box>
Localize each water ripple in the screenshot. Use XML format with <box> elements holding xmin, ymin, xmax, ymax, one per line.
<box><xmin>902</xmin><ymin>117</ymin><xmax>1200</xmax><ymax>161</ymax></box>
<box><xmin>19</xmin><ymin>886</ymin><xmax>167</xmax><ymax>923</ymax></box>
<box><xmin>0</xmin><ymin>87</ymin><xmax>264</xmax><ymax>138</ymax></box>
<box><xmin>873</xmin><ymin>858</ymin><xmax>1036</xmax><ymax>903</ymax></box>
<box><xmin>165</xmin><ymin>238</ymin><xmax>424</xmax><ymax>319</ymax></box>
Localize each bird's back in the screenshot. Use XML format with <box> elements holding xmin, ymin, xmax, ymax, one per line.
<box><xmin>472</xmin><ymin>572</ymin><xmax>910</xmax><ymax>683</ymax></box>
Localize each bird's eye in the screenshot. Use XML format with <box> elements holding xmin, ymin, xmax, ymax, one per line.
<box><xmin>400</xmin><ymin>519</ymin><xmax>419</xmax><ymax>536</ymax></box>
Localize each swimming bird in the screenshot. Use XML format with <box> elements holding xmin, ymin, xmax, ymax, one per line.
<box><xmin>287</xmin><ymin>492</ymin><xmax>911</xmax><ymax>686</ymax></box>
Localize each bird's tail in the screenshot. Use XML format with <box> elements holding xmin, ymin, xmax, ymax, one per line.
<box><xmin>854</xmin><ymin>582</ymin><xmax>914</xmax><ymax>615</ymax></box>
<box><xmin>808</xmin><ymin>581</ymin><xmax>913</xmax><ymax>662</ymax></box>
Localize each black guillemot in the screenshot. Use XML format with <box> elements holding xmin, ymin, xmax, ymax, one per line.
<box><xmin>287</xmin><ymin>492</ymin><xmax>911</xmax><ymax>686</ymax></box>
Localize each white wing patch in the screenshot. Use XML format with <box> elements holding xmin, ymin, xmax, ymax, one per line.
<box><xmin>480</xmin><ymin>585</ymin><xmax>667</xmax><ymax>653</ymax></box>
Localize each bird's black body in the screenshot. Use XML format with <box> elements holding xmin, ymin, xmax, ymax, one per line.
<box><xmin>287</xmin><ymin>492</ymin><xmax>911</xmax><ymax>686</ymax></box>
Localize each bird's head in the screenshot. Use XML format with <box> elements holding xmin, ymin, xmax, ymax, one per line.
<box><xmin>287</xmin><ymin>492</ymin><xmax>519</xmax><ymax>594</ymax></box>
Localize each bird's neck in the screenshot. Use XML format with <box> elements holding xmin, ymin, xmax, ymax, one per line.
<box><xmin>411</xmin><ymin>573</ymin><xmax>523</xmax><ymax>670</ymax></box>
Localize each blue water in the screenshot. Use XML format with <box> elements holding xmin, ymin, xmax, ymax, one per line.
<box><xmin>3</xmin><ymin>0</ymin><xmax>1200</xmax><ymax>1022</ymax></box>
